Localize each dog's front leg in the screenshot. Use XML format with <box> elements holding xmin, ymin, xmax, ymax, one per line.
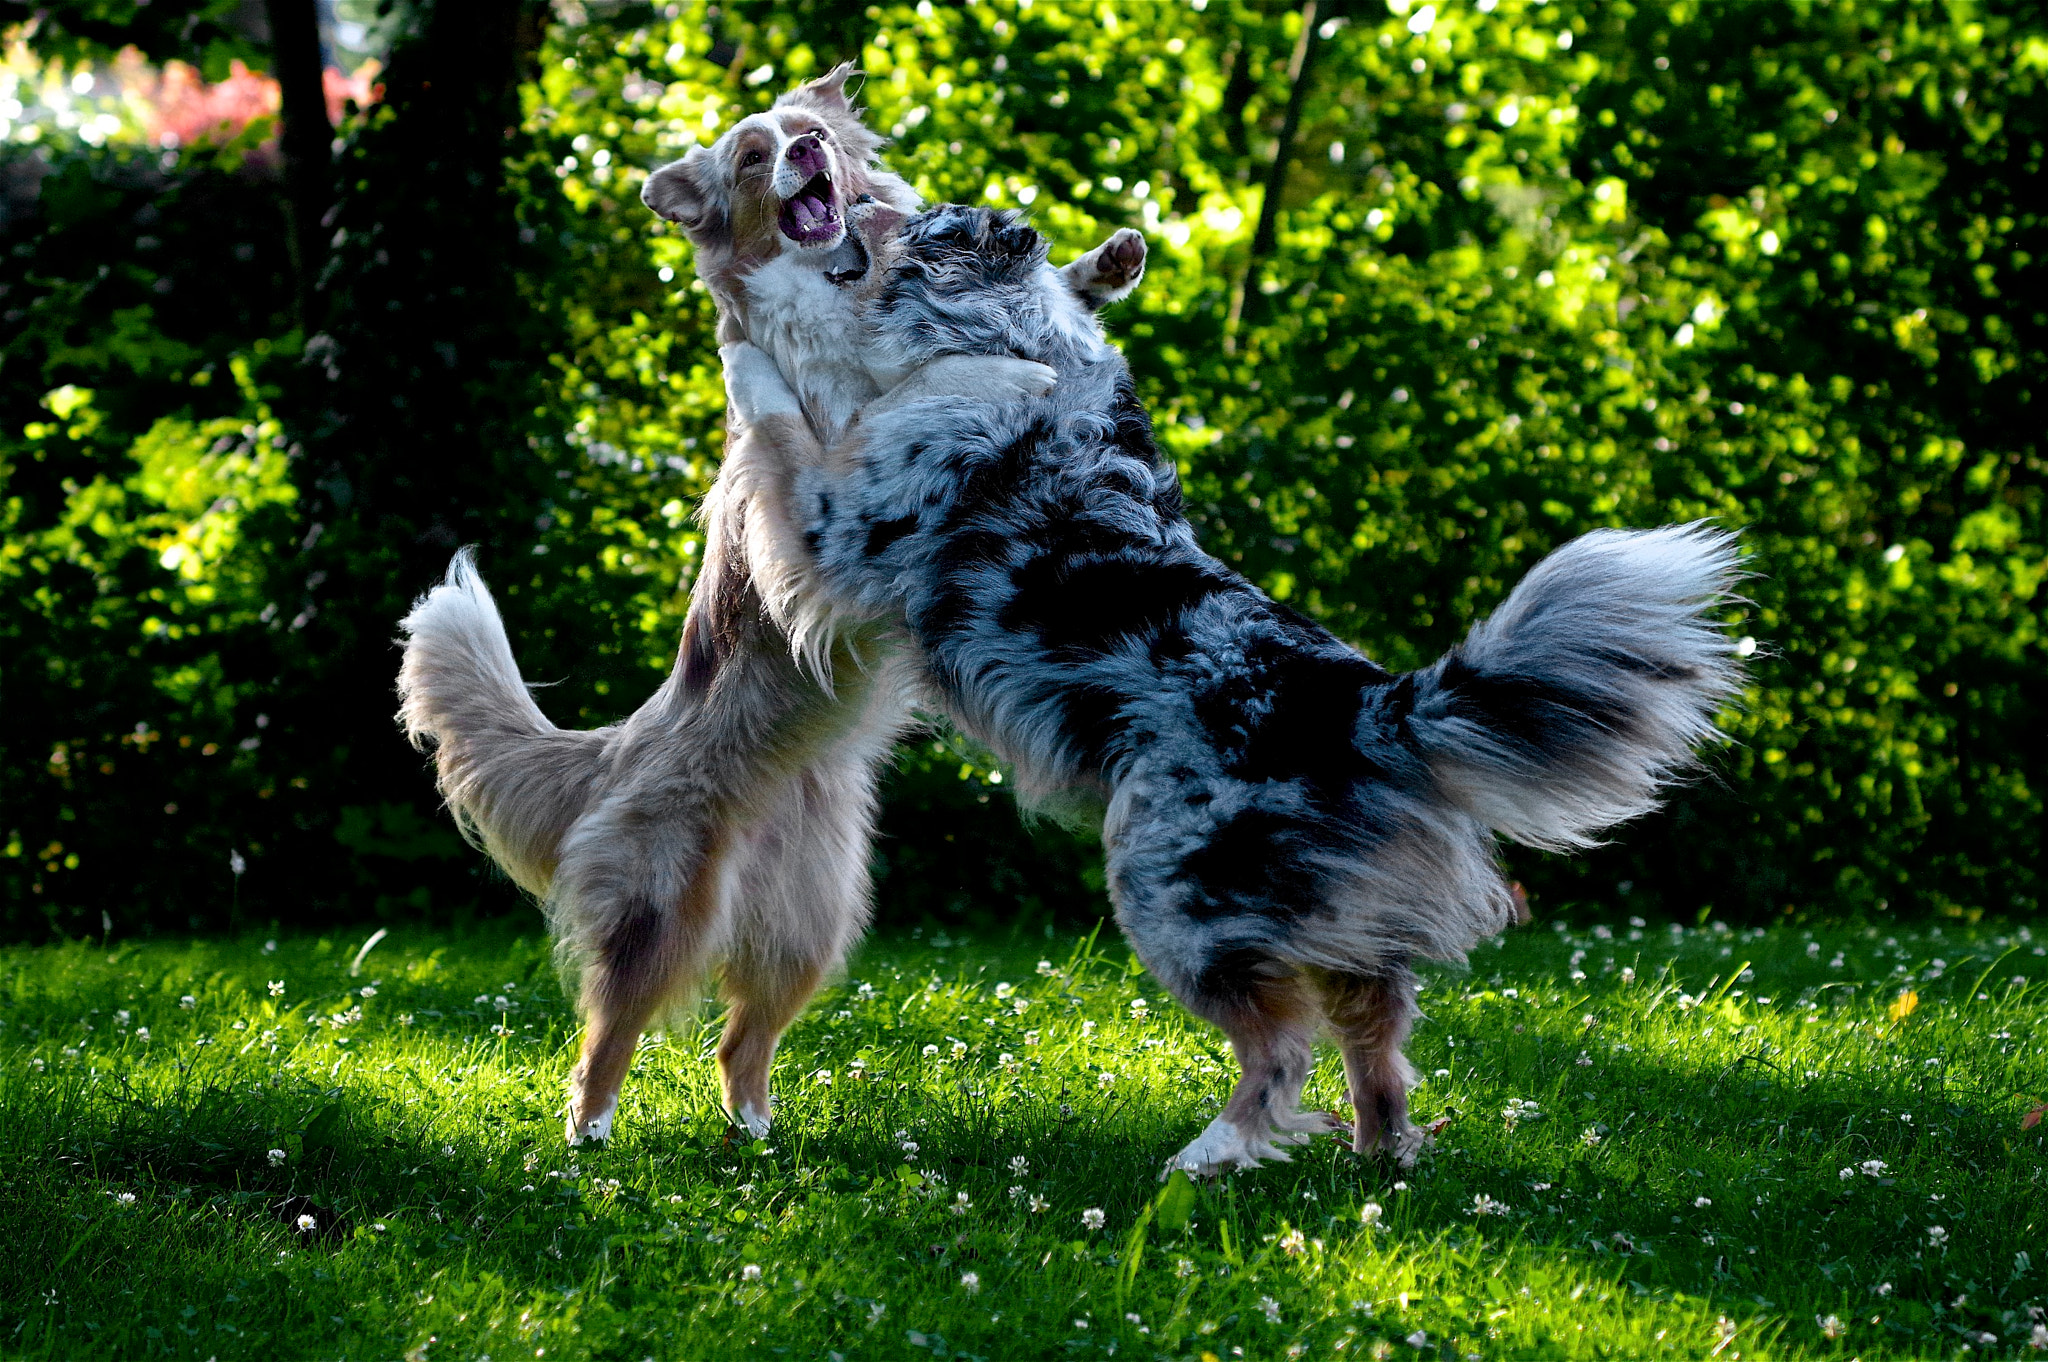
<box><xmin>859</xmin><ymin>354</ymin><xmax>1057</xmax><ymax>425</ymax></box>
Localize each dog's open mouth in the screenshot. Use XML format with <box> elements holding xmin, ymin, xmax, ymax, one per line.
<box><xmin>778</xmin><ymin>172</ymin><xmax>842</xmax><ymax>246</ymax></box>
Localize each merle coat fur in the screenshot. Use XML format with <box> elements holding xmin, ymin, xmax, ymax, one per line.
<box><xmin>722</xmin><ymin>205</ymin><xmax>1747</xmax><ymax>1174</ymax></box>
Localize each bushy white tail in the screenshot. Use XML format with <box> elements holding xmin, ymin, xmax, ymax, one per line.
<box><xmin>1405</xmin><ymin>523</ymin><xmax>1747</xmax><ymax>850</ymax></box>
<box><xmin>397</xmin><ymin>550</ymin><xmax>613</xmax><ymax>895</ymax></box>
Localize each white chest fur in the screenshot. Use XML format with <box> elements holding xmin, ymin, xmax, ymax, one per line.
<box><xmin>738</xmin><ymin>254</ymin><xmax>881</xmax><ymax>445</ymax></box>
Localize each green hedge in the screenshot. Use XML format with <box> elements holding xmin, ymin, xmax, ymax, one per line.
<box><xmin>2</xmin><ymin>0</ymin><xmax>2041</xmax><ymax>936</ymax></box>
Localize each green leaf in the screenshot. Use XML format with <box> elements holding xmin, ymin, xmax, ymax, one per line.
<box><xmin>1155</xmin><ymin>1170</ymin><xmax>1199</xmax><ymax>1233</ymax></box>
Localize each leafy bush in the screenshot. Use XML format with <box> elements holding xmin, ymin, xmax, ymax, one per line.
<box><xmin>1</xmin><ymin>0</ymin><xmax>2040</xmax><ymax>936</ymax></box>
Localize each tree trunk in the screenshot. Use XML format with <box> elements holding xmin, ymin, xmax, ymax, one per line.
<box><xmin>1226</xmin><ymin>0</ymin><xmax>1327</xmax><ymax>352</ymax></box>
<box><xmin>265</xmin><ymin>0</ymin><xmax>329</xmax><ymax>327</ymax></box>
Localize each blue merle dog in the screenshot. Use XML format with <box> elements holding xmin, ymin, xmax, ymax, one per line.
<box><xmin>720</xmin><ymin>205</ymin><xmax>1746</xmax><ymax>1175</ymax></box>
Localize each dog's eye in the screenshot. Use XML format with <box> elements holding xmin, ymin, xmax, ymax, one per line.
<box><xmin>742</xmin><ymin>149</ymin><xmax>763</xmax><ymax>167</ymax></box>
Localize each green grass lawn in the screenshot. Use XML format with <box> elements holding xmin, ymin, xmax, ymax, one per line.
<box><xmin>1</xmin><ymin>913</ymin><xmax>2042</xmax><ymax>1360</ymax></box>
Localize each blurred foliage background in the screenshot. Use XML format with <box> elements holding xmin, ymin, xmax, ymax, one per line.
<box><xmin>0</xmin><ymin>0</ymin><xmax>2040</xmax><ymax>940</ymax></box>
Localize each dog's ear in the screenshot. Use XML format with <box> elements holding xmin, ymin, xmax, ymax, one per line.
<box><xmin>778</xmin><ymin>62</ymin><xmax>859</xmax><ymax>115</ymax></box>
<box><xmin>642</xmin><ymin>146</ymin><xmax>716</xmax><ymax>232</ymax></box>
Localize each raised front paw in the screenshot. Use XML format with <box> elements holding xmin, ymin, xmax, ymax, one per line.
<box><xmin>1062</xmin><ymin>227</ymin><xmax>1147</xmax><ymax>309</ymax></box>
<box><xmin>720</xmin><ymin>340</ymin><xmax>803</xmax><ymax>427</ymax></box>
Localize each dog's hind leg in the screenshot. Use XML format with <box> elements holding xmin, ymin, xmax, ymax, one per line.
<box><xmin>559</xmin><ymin>820</ymin><xmax>732</xmax><ymax>1146</ymax></box>
<box><xmin>1146</xmin><ymin>950</ymin><xmax>1343</xmax><ymax>1177</ymax></box>
<box><xmin>1317</xmin><ymin>964</ymin><xmax>1428</xmax><ymax>1167</ymax></box>
<box><xmin>716</xmin><ymin>757</ymin><xmax>880</xmax><ymax>1139</ymax></box>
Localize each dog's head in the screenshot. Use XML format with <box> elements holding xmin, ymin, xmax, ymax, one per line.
<box><xmin>642</xmin><ymin>64</ymin><xmax>916</xmax><ymax>285</ymax></box>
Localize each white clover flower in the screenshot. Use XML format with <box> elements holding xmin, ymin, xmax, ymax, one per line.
<box><xmin>1129</xmin><ymin>998</ymin><xmax>1149</xmax><ymax>1019</ymax></box>
<box><xmin>268</xmin><ymin>980</ymin><xmax>285</xmax><ymax>996</ymax></box>
<box><xmin>2030</xmin><ymin>1322</ymin><xmax>2047</xmax><ymax>1349</ymax></box>
<box><xmin>1406</xmin><ymin>1330</ymin><xmax>1429</xmax><ymax>1348</ymax></box>
<box><xmin>999</xmin><ymin>1053</ymin><xmax>1019</xmax><ymax>1071</ymax></box>
<box><xmin>1081</xmin><ymin>1020</ymin><xmax>1096</xmax><ymax>1038</ymax></box>
<box><xmin>995</xmin><ymin>983</ymin><xmax>1015</xmax><ymax>999</ymax></box>
<box><xmin>960</xmin><ymin>1272</ymin><xmax>980</xmax><ymax>1293</ymax></box>
<box><xmin>1620</xmin><ymin>967</ymin><xmax>1636</xmax><ymax>983</ymax></box>
<box><xmin>813</xmin><ymin>1069</ymin><xmax>832</xmax><ymax>1085</ymax></box>
<box><xmin>1279</xmin><ymin>1228</ymin><xmax>1306</xmax><ymax>1255</ymax></box>
<box><xmin>922</xmin><ymin>1044</ymin><xmax>939</xmax><ymax>1057</ymax></box>
<box><xmin>1839</xmin><ymin>1167</ymin><xmax>1855</xmax><ymax>1180</ymax></box>
<box><xmin>1097</xmin><ymin>1071</ymin><xmax>1116</xmax><ymax>1088</ymax></box>
<box><xmin>295</xmin><ymin>1213</ymin><xmax>317</xmax><ymax>1232</ymax></box>
<box><xmin>1012</xmin><ymin>998</ymin><xmax>1029</xmax><ymax>1015</ymax></box>
<box><xmin>1029</xmin><ymin>1194</ymin><xmax>1049</xmax><ymax>1213</ymax></box>
<box><xmin>1472</xmin><ymin>1193</ymin><xmax>1507</xmax><ymax>1216</ymax></box>
<box><xmin>950</xmin><ymin>1040</ymin><xmax>968</xmax><ymax>1059</ymax></box>
<box><xmin>178</xmin><ymin>995</ymin><xmax>196</xmax><ymax>1010</ymax></box>
<box><xmin>1081</xmin><ymin>1207</ymin><xmax>1106</xmax><ymax>1231</ymax></box>
<box><xmin>741</xmin><ymin>1263</ymin><xmax>761</xmax><ymax>1281</ymax></box>
<box><xmin>900</xmin><ymin>1140</ymin><xmax>919</xmax><ymax>1157</ymax></box>
<box><xmin>1580</xmin><ymin>1126</ymin><xmax>1603</xmax><ymax>1147</ymax></box>
<box><xmin>1260</xmin><ymin>1296</ymin><xmax>1282</xmax><ymax>1324</ymax></box>
<box><xmin>135</xmin><ymin>1027</ymin><xmax>151</xmax><ymax>1041</ymax></box>
<box><xmin>1695</xmin><ymin>1196</ymin><xmax>1712</xmax><ymax>1207</ymax></box>
<box><xmin>1860</xmin><ymin>1159</ymin><xmax>1888</xmax><ymax>1177</ymax></box>
<box><xmin>1023</xmin><ymin>1030</ymin><xmax>1040</xmax><ymax>1046</ymax></box>
<box><xmin>1360</xmin><ymin>1202</ymin><xmax>1384</xmax><ymax>1227</ymax></box>
<box><xmin>1008</xmin><ymin>1185</ymin><xmax>1025</xmax><ymax>1202</ymax></box>
<box><xmin>952</xmin><ymin>1192</ymin><xmax>972</xmax><ymax>1215</ymax></box>
<box><xmin>1818</xmin><ymin>1315</ymin><xmax>1845</xmax><ymax>1339</ymax></box>
<box><xmin>1036</xmin><ymin>960</ymin><xmax>1056</xmax><ymax>976</ymax></box>
<box><xmin>267</xmin><ymin>1148</ymin><xmax>287</xmax><ymax>1167</ymax></box>
<box><xmin>114</xmin><ymin>1191</ymin><xmax>137</xmax><ymax>1205</ymax></box>
<box><xmin>1875</xmin><ymin>1282</ymin><xmax>1893</xmax><ymax>1297</ymax></box>
<box><xmin>1928</xmin><ymin>1225</ymin><xmax>1949</xmax><ymax>1247</ymax></box>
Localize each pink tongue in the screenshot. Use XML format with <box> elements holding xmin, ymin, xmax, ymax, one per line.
<box><xmin>796</xmin><ymin>194</ymin><xmax>825</xmax><ymax>226</ymax></box>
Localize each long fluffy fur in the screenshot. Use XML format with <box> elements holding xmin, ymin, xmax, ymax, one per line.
<box><xmin>396</xmin><ymin>548</ymin><xmax>613</xmax><ymax>897</ymax></box>
<box><xmin>720</xmin><ymin>204</ymin><xmax>1749</xmax><ymax>1173</ymax></box>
